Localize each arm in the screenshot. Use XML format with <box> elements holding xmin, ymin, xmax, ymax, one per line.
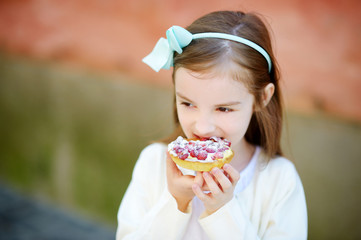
<box><xmin>192</xmin><ymin>164</ymin><xmax>262</xmax><ymax>239</ymax></box>
<box><xmin>116</xmin><ymin>144</ymin><xmax>192</xmax><ymax>240</ymax></box>
<box><xmin>259</xmin><ymin>163</ymin><xmax>308</xmax><ymax>240</ymax></box>
<box><xmin>197</xmin><ymin>159</ymin><xmax>308</xmax><ymax>240</ymax></box>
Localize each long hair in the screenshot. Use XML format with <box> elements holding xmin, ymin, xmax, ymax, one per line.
<box><xmin>163</xmin><ymin>11</ymin><xmax>283</xmax><ymax>160</ymax></box>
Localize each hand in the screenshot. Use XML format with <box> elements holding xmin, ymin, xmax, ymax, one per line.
<box><xmin>192</xmin><ymin>164</ymin><xmax>240</xmax><ymax>215</ymax></box>
<box><xmin>166</xmin><ymin>152</ymin><xmax>204</xmax><ymax>212</ymax></box>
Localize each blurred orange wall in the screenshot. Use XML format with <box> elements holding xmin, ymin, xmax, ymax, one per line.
<box><xmin>0</xmin><ymin>0</ymin><xmax>360</xmax><ymax>122</ymax></box>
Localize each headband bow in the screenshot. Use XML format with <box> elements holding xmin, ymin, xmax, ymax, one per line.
<box><xmin>142</xmin><ymin>26</ymin><xmax>192</xmax><ymax>72</ymax></box>
<box><xmin>142</xmin><ymin>25</ymin><xmax>272</xmax><ymax>72</ymax></box>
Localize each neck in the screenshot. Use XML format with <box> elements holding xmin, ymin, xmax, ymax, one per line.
<box><xmin>230</xmin><ymin>140</ymin><xmax>256</xmax><ymax>173</ymax></box>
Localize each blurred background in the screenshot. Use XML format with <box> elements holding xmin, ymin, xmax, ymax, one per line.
<box><xmin>0</xmin><ymin>0</ymin><xmax>360</xmax><ymax>239</ymax></box>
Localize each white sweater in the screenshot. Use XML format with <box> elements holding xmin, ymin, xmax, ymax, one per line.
<box><xmin>116</xmin><ymin>143</ymin><xmax>307</xmax><ymax>240</ymax></box>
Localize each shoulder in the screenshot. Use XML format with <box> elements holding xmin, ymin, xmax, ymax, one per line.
<box><xmin>258</xmin><ymin>151</ymin><xmax>299</xmax><ymax>178</ymax></box>
<box><xmin>256</xmin><ymin>152</ymin><xmax>304</xmax><ymax>196</ymax></box>
<box><xmin>139</xmin><ymin>142</ymin><xmax>167</xmax><ymax>159</ymax></box>
<box><xmin>132</xmin><ymin>143</ymin><xmax>168</xmax><ymax>178</ymax></box>
<box><xmin>263</xmin><ymin>155</ymin><xmax>298</xmax><ymax>177</ymax></box>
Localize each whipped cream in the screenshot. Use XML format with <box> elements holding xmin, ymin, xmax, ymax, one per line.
<box><xmin>168</xmin><ymin>136</ymin><xmax>232</xmax><ymax>163</ymax></box>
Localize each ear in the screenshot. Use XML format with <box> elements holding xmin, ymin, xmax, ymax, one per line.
<box><xmin>262</xmin><ymin>83</ymin><xmax>275</xmax><ymax>107</ymax></box>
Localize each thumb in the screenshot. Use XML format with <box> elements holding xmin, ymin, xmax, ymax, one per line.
<box><xmin>166</xmin><ymin>151</ymin><xmax>182</xmax><ymax>177</ymax></box>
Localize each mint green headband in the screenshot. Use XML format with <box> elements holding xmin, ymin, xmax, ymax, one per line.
<box><xmin>142</xmin><ymin>25</ymin><xmax>272</xmax><ymax>72</ymax></box>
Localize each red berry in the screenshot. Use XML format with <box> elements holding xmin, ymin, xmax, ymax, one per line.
<box><xmin>189</xmin><ymin>149</ymin><xmax>198</xmax><ymax>158</ymax></box>
<box><xmin>197</xmin><ymin>151</ymin><xmax>208</xmax><ymax>160</ymax></box>
<box><xmin>218</xmin><ymin>147</ymin><xmax>227</xmax><ymax>152</ymax></box>
<box><xmin>205</xmin><ymin>147</ymin><xmax>216</xmax><ymax>153</ymax></box>
<box><xmin>179</xmin><ymin>152</ymin><xmax>189</xmax><ymax>160</ymax></box>
<box><xmin>175</xmin><ymin>147</ymin><xmax>184</xmax><ymax>154</ymax></box>
<box><xmin>214</xmin><ymin>152</ymin><xmax>224</xmax><ymax>159</ymax></box>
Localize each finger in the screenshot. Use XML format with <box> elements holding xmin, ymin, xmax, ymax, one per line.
<box><xmin>203</xmin><ymin>171</ymin><xmax>221</xmax><ymax>195</ymax></box>
<box><xmin>192</xmin><ymin>183</ymin><xmax>210</xmax><ymax>201</ymax></box>
<box><xmin>194</xmin><ymin>172</ymin><xmax>211</xmax><ymax>192</ymax></box>
<box><xmin>194</xmin><ymin>171</ymin><xmax>204</xmax><ymax>186</ymax></box>
<box><xmin>220</xmin><ymin>169</ymin><xmax>230</xmax><ymax>179</ymax></box>
<box><xmin>223</xmin><ymin>164</ymin><xmax>240</xmax><ymax>185</ymax></box>
<box><xmin>166</xmin><ymin>151</ymin><xmax>182</xmax><ymax>176</ymax></box>
<box><xmin>211</xmin><ymin>167</ymin><xmax>232</xmax><ymax>193</ymax></box>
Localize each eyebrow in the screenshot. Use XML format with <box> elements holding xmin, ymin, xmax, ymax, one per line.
<box><xmin>215</xmin><ymin>101</ymin><xmax>242</xmax><ymax>107</ymax></box>
<box><xmin>176</xmin><ymin>92</ymin><xmax>241</xmax><ymax>107</ymax></box>
<box><xmin>176</xmin><ymin>92</ymin><xmax>193</xmax><ymax>103</ymax></box>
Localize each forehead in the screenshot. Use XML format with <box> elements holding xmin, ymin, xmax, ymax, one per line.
<box><xmin>174</xmin><ymin>67</ymin><xmax>252</xmax><ymax>101</ymax></box>
<box><xmin>175</xmin><ymin>57</ymin><xmax>252</xmax><ymax>84</ymax></box>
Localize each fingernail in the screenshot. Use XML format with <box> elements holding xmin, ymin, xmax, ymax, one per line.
<box><xmin>211</xmin><ymin>167</ymin><xmax>219</xmax><ymax>174</ymax></box>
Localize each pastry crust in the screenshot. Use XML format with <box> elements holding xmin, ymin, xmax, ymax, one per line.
<box><xmin>169</xmin><ymin>150</ymin><xmax>234</xmax><ymax>172</ymax></box>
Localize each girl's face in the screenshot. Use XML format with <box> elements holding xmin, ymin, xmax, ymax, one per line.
<box><xmin>174</xmin><ymin>67</ymin><xmax>255</xmax><ymax>154</ymax></box>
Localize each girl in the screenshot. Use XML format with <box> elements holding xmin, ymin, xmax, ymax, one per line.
<box><xmin>116</xmin><ymin>10</ymin><xmax>307</xmax><ymax>239</ymax></box>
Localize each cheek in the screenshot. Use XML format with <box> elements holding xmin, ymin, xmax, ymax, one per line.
<box><xmin>220</xmin><ymin>115</ymin><xmax>246</xmax><ymax>134</ymax></box>
<box><xmin>176</xmin><ymin>105</ymin><xmax>184</xmax><ymax>121</ymax></box>
<box><xmin>221</xmin><ymin>110</ymin><xmax>253</xmax><ymax>138</ymax></box>
<box><xmin>177</xmin><ymin>107</ymin><xmax>191</xmax><ymax>129</ymax></box>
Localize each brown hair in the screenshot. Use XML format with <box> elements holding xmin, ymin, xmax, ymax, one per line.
<box><xmin>163</xmin><ymin>11</ymin><xmax>283</xmax><ymax>160</ymax></box>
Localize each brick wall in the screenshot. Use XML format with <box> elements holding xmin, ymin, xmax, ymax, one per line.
<box><xmin>0</xmin><ymin>0</ymin><xmax>360</xmax><ymax>121</ymax></box>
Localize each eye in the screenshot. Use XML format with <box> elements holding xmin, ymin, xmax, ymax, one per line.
<box><xmin>181</xmin><ymin>102</ymin><xmax>194</xmax><ymax>108</ymax></box>
<box><xmin>217</xmin><ymin>107</ymin><xmax>233</xmax><ymax>113</ymax></box>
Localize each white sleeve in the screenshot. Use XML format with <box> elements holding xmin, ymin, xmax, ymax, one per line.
<box><xmin>199</xmin><ymin>159</ymin><xmax>307</xmax><ymax>240</ymax></box>
<box><xmin>116</xmin><ymin>144</ymin><xmax>192</xmax><ymax>240</ymax></box>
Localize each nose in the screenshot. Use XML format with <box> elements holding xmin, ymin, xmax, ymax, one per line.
<box><xmin>194</xmin><ymin>111</ymin><xmax>216</xmax><ymax>137</ymax></box>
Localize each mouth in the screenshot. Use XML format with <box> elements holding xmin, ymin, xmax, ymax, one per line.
<box><xmin>193</xmin><ymin>134</ymin><xmax>225</xmax><ymax>141</ymax></box>
<box><xmin>193</xmin><ymin>134</ymin><xmax>207</xmax><ymax>140</ymax></box>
